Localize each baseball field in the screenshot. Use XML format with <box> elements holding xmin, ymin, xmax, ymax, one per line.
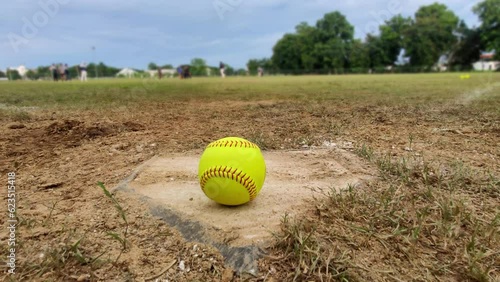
<box><xmin>1</xmin><ymin>73</ymin><xmax>499</xmax><ymax>281</ymax></box>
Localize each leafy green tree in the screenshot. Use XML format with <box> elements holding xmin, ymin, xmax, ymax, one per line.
<box><xmin>315</xmin><ymin>11</ymin><xmax>354</xmax><ymax>43</ymax></box>
<box><xmin>148</xmin><ymin>62</ymin><xmax>159</xmax><ymax>70</ymax></box>
<box><xmin>247</xmin><ymin>59</ymin><xmax>260</xmax><ymax>75</ymax></box>
<box><xmin>161</xmin><ymin>64</ymin><xmax>173</xmax><ymax>69</ymax></box>
<box><xmin>272</xmin><ymin>11</ymin><xmax>355</xmax><ymax>74</ymax></box>
<box><xmin>260</xmin><ymin>58</ymin><xmax>274</xmax><ymax>74</ymax></box>
<box><xmin>26</xmin><ymin>70</ymin><xmax>39</xmax><ymax>80</ymax></box>
<box><xmin>474</xmin><ymin>0</ymin><xmax>500</xmax><ymax>59</ymax></box>
<box><xmin>6</xmin><ymin>70</ymin><xmax>21</xmax><ymax>80</ymax></box>
<box><xmin>365</xmin><ymin>34</ymin><xmax>387</xmax><ymax>69</ymax></box>
<box><xmin>403</xmin><ymin>26</ymin><xmax>435</xmax><ymax>68</ymax></box>
<box><xmin>312</xmin><ymin>38</ymin><xmax>349</xmax><ymax>73</ymax></box>
<box><xmin>190</xmin><ymin>58</ymin><xmax>207</xmax><ymax>76</ymax></box>
<box><xmin>225</xmin><ymin>65</ymin><xmax>235</xmax><ymax>76</ymax></box>
<box><xmin>68</xmin><ymin>65</ymin><xmax>81</xmax><ymax>80</ymax></box>
<box><xmin>36</xmin><ymin>66</ymin><xmax>51</xmax><ymax>79</ymax></box>
<box><xmin>0</xmin><ymin>70</ymin><xmax>6</xmax><ymax>78</ymax></box>
<box><xmin>247</xmin><ymin>58</ymin><xmax>274</xmax><ymax>75</ymax></box>
<box><xmin>87</xmin><ymin>63</ymin><xmax>98</xmax><ymax>78</ymax></box>
<box><xmin>313</xmin><ymin>11</ymin><xmax>354</xmax><ymax>73</ymax></box>
<box><xmin>97</xmin><ymin>63</ymin><xmax>108</xmax><ymax>77</ymax></box>
<box><xmin>404</xmin><ymin>3</ymin><xmax>460</xmax><ymax>67</ymax></box>
<box><xmin>378</xmin><ymin>15</ymin><xmax>412</xmax><ymax>65</ymax></box>
<box><xmin>98</xmin><ymin>63</ymin><xmax>120</xmax><ymax>77</ymax></box>
<box><xmin>347</xmin><ymin>39</ymin><xmax>370</xmax><ymax>72</ymax></box>
<box><xmin>85</xmin><ymin>62</ymin><xmax>120</xmax><ymax>78</ymax></box>
<box><xmin>295</xmin><ymin>22</ymin><xmax>319</xmax><ymax>72</ymax></box>
<box><xmin>272</xmin><ymin>34</ymin><xmax>304</xmax><ymax>74</ymax></box>
<box><xmin>448</xmin><ymin>22</ymin><xmax>484</xmax><ymax>70</ymax></box>
<box><xmin>268</xmin><ymin>6</ymin><xmax>478</xmax><ymax>73</ymax></box>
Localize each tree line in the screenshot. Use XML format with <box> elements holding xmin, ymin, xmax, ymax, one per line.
<box><xmin>1</xmin><ymin>63</ymin><xmax>122</xmax><ymax>81</ymax></box>
<box><xmin>2</xmin><ymin>58</ymin><xmax>251</xmax><ymax>80</ymax></box>
<box><xmin>248</xmin><ymin>0</ymin><xmax>499</xmax><ymax>74</ymax></box>
<box><xmin>148</xmin><ymin>59</ymin><xmax>248</xmax><ymax>76</ymax></box>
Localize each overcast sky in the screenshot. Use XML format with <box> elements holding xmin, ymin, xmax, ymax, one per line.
<box><xmin>0</xmin><ymin>0</ymin><xmax>482</xmax><ymax>70</ymax></box>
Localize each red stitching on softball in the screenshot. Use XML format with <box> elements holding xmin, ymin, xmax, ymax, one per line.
<box><xmin>207</xmin><ymin>140</ymin><xmax>259</xmax><ymax>149</ymax></box>
<box><xmin>200</xmin><ymin>166</ymin><xmax>258</xmax><ymax>200</ymax></box>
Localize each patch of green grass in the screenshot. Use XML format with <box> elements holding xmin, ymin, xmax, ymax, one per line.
<box><xmin>0</xmin><ymin>108</ymin><xmax>32</xmax><ymax>122</ymax></box>
<box><xmin>0</xmin><ymin>74</ymin><xmax>498</xmax><ymax>110</ymax></box>
<box><xmin>97</xmin><ymin>182</ymin><xmax>129</xmax><ymax>264</ymax></box>
<box><xmin>271</xmin><ymin>214</ymin><xmax>352</xmax><ymax>281</ymax></box>
<box><xmin>354</xmin><ymin>144</ymin><xmax>374</xmax><ymax>161</ymax></box>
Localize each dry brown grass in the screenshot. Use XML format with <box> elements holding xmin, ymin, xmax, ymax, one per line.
<box><xmin>266</xmin><ymin>148</ymin><xmax>499</xmax><ymax>281</ymax></box>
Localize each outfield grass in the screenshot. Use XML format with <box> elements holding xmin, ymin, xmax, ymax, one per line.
<box><xmin>0</xmin><ymin>73</ymin><xmax>499</xmax><ymax>110</ymax></box>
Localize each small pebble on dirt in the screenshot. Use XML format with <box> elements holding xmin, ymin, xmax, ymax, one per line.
<box><xmin>112</xmin><ymin>143</ymin><xmax>130</xmax><ymax>150</ymax></box>
<box><xmin>76</xmin><ymin>274</ymin><xmax>90</xmax><ymax>282</ymax></box>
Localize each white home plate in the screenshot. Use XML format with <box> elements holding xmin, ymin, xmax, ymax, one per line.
<box><xmin>125</xmin><ymin>148</ymin><xmax>374</xmax><ymax>247</ymax></box>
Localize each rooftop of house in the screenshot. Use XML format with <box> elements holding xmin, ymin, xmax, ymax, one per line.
<box><xmin>480</xmin><ymin>52</ymin><xmax>496</xmax><ymax>60</ymax></box>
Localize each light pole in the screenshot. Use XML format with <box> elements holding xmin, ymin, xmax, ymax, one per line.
<box><xmin>92</xmin><ymin>46</ymin><xmax>98</xmax><ymax>79</ymax></box>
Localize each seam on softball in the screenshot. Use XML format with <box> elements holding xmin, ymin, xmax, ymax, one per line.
<box><xmin>207</xmin><ymin>140</ymin><xmax>259</xmax><ymax>149</ymax></box>
<box><xmin>200</xmin><ymin>166</ymin><xmax>258</xmax><ymax>200</ymax></box>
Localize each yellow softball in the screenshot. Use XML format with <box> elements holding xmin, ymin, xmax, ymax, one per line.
<box><xmin>198</xmin><ymin>137</ymin><xmax>266</xmax><ymax>206</ymax></box>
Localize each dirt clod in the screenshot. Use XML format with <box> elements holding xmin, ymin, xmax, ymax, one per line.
<box><xmin>46</xmin><ymin>120</ymin><xmax>82</xmax><ymax>134</ymax></box>
<box><xmin>7</xmin><ymin>122</ymin><xmax>25</xmax><ymax>129</ymax></box>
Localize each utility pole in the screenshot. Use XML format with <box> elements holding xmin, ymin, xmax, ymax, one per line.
<box><xmin>92</xmin><ymin>46</ymin><xmax>98</xmax><ymax>79</ymax></box>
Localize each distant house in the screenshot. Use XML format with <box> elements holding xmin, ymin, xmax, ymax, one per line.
<box><xmin>116</xmin><ymin>68</ymin><xmax>137</xmax><ymax>78</ymax></box>
<box><xmin>433</xmin><ymin>55</ymin><xmax>448</xmax><ymax>72</ymax></box>
<box><xmin>147</xmin><ymin>68</ymin><xmax>176</xmax><ymax>78</ymax></box>
<box><xmin>206</xmin><ymin>67</ymin><xmax>213</xmax><ymax>76</ymax></box>
<box><xmin>432</xmin><ymin>64</ymin><xmax>448</xmax><ymax>72</ymax></box>
<box><xmin>473</xmin><ymin>52</ymin><xmax>499</xmax><ymax>71</ymax></box>
<box><xmin>8</xmin><ymin>65</ymin><xmax>29</xmax><ymax>78</ymax></box>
